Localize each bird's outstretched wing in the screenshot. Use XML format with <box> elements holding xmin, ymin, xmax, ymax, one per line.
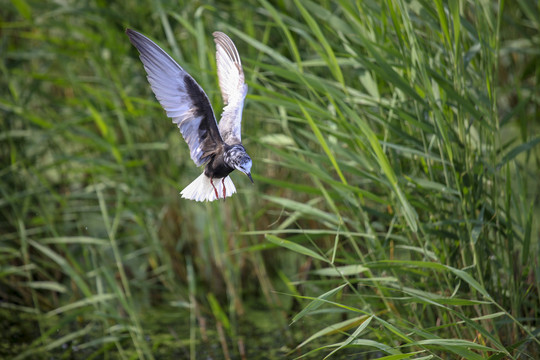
<box><xmin>126</xmin><ymin>29</ymin><xmax>223</xmax><ymax>166</ymax></box>
<box><xmin>213</xmin><ymin>31</ymin><xmax>248</xmax><ymax>145</ymax></box>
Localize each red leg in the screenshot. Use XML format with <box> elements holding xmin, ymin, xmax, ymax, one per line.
<box><xmin>221</xmin><ymin>178</ymin><xmax>227</xmax><ymax>198</ymax></box>
<box><xmin>210</xmin><ymin>178</ymin><xmax>219</xmax><ymax>199</ymax></box>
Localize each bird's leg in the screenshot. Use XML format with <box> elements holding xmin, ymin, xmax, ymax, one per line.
<box><xmin>221</xmin><ymin>178</ymin><xmax>226</xmax><ymax>199</ymax></box>
<box><xmin>210</xmin><ymin>178</ymin><xmax>219</xmax><ymax>199</ymax></box>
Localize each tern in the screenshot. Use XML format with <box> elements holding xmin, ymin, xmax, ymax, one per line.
<box><xmin>126</xmin><ymin>29</ymin><xmax>252</xmax><ymax>202</ymax></box>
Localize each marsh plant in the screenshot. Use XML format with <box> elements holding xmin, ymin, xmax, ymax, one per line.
<box><xmin>1</xmin><ymin>0</ymin><xmax>538</xmax><ymax>359</ymax></box>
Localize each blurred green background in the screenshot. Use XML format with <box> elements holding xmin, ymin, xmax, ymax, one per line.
<box><xmin>1</xmin><ymin>0</ymin><xmax>539</xmax><ymax>359</ymax></box>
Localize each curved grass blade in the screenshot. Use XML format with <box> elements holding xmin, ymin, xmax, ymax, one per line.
<box><xmin>266</xmin><ymin>234</ymin><xmax>327</xmax><ymax>263</ymax></box>
<box><xmin>296</xmin><ymin>315</ymin><xmax>371</xmax><ymax>349</ymax></box>
<box><xmin>323</xmin><ymin>315</ymin><xmax>373</xmax><ymax>359</ymax></box>
<box><xmin>290</xmin><ymin>283</ymin><xmax>347</xmax><ymax>324</ymax></box>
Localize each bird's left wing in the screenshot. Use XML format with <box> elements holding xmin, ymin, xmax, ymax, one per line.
<box><xmin>213</xmin><ymin>31</ymin><xmax>248</xmax><ymax>145</ymax></box>
<box><xmin>126</xmin><ymin>29</ymin><xmax>223</xmax><ymax>166</ymax></box>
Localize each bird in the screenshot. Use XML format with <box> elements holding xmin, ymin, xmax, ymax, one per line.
<box><xmin>126</xmin><ymin>28</ymin><xmax>253</xmax><ymax>202</ymax></box>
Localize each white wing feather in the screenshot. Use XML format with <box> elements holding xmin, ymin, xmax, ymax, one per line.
<box><xmin>213</xmin><ymin>31</ymin><xmax>248</xmax><ymax>145</ymax></box>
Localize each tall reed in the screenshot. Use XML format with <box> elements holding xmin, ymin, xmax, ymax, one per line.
<box><xmin>1</xmin><ymin>0</ymin><xmax>538</xmax><ymax>359</ymax></box>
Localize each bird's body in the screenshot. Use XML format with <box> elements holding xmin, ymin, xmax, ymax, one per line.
<box><xmin>126</xmin><ymin>29</ymin><xmax>252</xmax><ymax>202</ymax></box>
<box><xmin>205</xmin><ymin>148</ymin><xmax>234</xmax><ymax>179</ymax></box>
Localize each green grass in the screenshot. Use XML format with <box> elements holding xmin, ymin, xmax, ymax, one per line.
<box><xmin>1</xmin><ymin>0</ymin><xmax>539</xmax><ymax>359</ymax></box>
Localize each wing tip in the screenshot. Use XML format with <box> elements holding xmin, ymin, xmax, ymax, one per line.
<box><xmin>212</xmin><ymin>31</ymin><xmax>225</xmax><ymax>38</ymax></box>
<box><xmin>213</xmin><ymin>31</ymin><xmax>241</xmax><ymax>62</ymax></box>
<box><xmin>125</xmin><ymin>28</ymin><xmax>145</xmax><ymax>46</ymax></box>
<box><xmin>125</xmin><ymin>28</ymin><xmax>138</xmax><ymax>38</ymax></box>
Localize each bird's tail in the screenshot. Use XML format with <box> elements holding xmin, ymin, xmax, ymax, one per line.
<box><xmin>180</xmin><ymin>173</ymin><xmax>236</xmax><ymax>202</ymax></box>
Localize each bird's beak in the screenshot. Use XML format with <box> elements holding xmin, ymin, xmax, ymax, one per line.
<box><xmin>247</xmin><ymin>172</ymin><xmax>254</xmax><ymax>184</ymax></box>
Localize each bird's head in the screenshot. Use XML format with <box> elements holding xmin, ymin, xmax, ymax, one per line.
<box><xmin>225</xmin><ymin>145</ymin><xmax>254</xmax><ymax>183</ymax></box>
<box><xmin>235</xmin><ymin>155</ymin><xmax>253</xmax><ymax>183</ymax></box>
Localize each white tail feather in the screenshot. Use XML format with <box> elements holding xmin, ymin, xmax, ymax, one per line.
<box><xmin>180</xmin><ymin>173</ymin><xmax>236</xmax><ymax>202</ymax></box>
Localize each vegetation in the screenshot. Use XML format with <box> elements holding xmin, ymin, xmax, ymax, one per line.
<box><xmin>1</xmin><ymin>0</ymin><xmax>539</xmax><ymax>359</ymax></box>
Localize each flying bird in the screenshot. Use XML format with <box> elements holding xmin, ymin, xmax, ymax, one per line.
<box><xmin>126</xmin><ymin>29</ymin><xmax>252</xmax><ymax>202</ymax></box>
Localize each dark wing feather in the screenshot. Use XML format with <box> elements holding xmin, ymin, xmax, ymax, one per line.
<box><xmin>213</xmin><ymin>31</ymin><xmax>247</xmax><ymax>145</ymax></box>
<box><xmin>126</xmin><ymin>29</ymin><xmax>223</xmax><ymax>166</ymax></box>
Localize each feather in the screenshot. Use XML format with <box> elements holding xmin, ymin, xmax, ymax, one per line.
<box><xmin>213</xmin><ymin>31</ymin><xmax>247</xmax><ymax>145</ymax></box>
<box><xmin>180</xmin><ymin>173</ymin><xmax>236</xmax><ymax>202</ymax></box>
<box><xmin>126</xmin><ymin>29</ymin><xmax>224</xmax><ymax>166</ymax></box>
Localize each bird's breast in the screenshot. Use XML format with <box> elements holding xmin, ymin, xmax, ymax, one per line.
<box><xmin>204</xmin><ymin>152</ymin><xmax>234</xmax><ymax>179</ymax></box>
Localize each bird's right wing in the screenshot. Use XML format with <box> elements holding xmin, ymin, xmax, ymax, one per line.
<box><xmin>126</xmin><ymin>29</ymin><xmax>223</xmax><ymax>166</ymax></box>
<box><xmin>213</xmin><ymin>31</ymin><xmax>248</xmax><ymax>145</ymax></box>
